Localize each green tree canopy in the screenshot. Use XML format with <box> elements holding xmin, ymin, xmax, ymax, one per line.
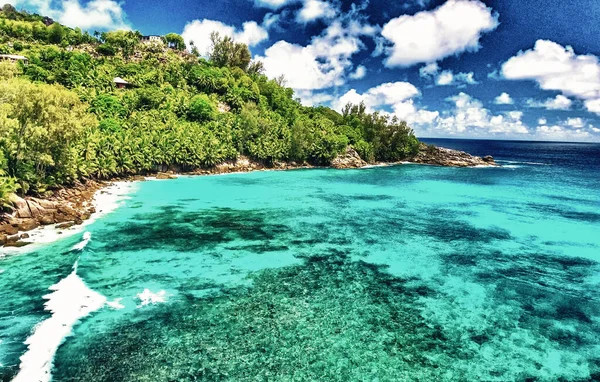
<box><xmin>0</xmin><ymin>79</ymin><xmax>96</xmax><ymax>192</ymax></box>
<box><xmin>164</xmin><ymin>33</ymin><xmax>186</xmax><ymax>51</ymax></box>
<box><xmin>101</xmin><ymin>30</ymin><xmax>142</xmax><ymax>59</ymax></box>
<box><xmin>48</xmin><ymin>22</ymin><xmax>65</xmax><ymax>44</ymax></box>
<box><xmin>0</xmin><ymin>7</ymin><xmax>423</xmax><ymax>204</ymax></box>
<box><xmin>208</xmin><ymin>32</ymin><xmax>252</xmax><ymax>71</ymax></box>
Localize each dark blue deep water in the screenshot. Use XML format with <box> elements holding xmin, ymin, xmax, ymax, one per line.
<box><xmin>421</xmin><ymin>138</ymin><xmax>600</xmax><ymax>172</ymax></box>
<box><xmin>1</xmin><ymin>139</ymin><xmax>600</xmax><ymax>381</ymax></box>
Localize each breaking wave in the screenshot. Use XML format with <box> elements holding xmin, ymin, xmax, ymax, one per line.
<box><xmin>12</xmin><ymin>261</ymin><xmax>107</xmax><ymax>382</ymax></box>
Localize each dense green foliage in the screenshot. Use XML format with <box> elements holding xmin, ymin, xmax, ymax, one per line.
<box><xmin>0</xmin><ymin>6</ymin><xmax>420</xmax><ymax>202</ymax></box>
<box><xmin>209</xmin><ymin>32</ymin><xmax>252</xmax><ymax>71</ymax></box>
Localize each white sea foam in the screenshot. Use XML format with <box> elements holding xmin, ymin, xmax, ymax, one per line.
<box><xmin>136</xmin><ymin>289</ymin><xmax>168</xmax><ymax>307</ymax></box>
<box><xmin>497</xmin><ymin>160</ymin><xmax>549</xmax><ymax>166</ymax></box>
<box><xmin>2</xmin><ymin>182</ymin><xmax>137</xmax><ymax>256</ymax></box>
<box><xmin>12</xmin><ymin>262</ymin><xmax>107</xmax><ymax>382</ymax></box>
<box><xmin>362</xmin><ymin>163</ymin><xmax>398</xmax><ymax>169</ymax></box>
<box><xmin>144</xmin><ymin>175</ymin><xmax>180</xmax><ymax>181</ymax></box>
<box><xmin>106</xmin><ymin>298</ymin><xmax>125</xmax><ymax>310</ymax></box>
<box><xmin>91</xmin><ymin>182</ymin><xmax>138</xmax><ymax>218</ymax></box>
<box><xmin>71</xmin><ymin>232</ymin><xmax>91</xmax><ymax>251</ymax></box>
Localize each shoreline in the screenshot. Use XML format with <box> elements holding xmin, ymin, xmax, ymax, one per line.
<box><xmin>0</xmin><ymin>182</ymin><xmax>137</xmax><ymax>255</ymax></box>
<box><xmin>0</xmin><ymin>147</ymin><xmax>497</xmax><ymax>250</ymax></box>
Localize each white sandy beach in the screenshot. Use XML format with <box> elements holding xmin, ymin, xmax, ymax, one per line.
<box><xmin>0</xmin><ymin>181</ymin><xmax>138</xmax><ymax>257</ymax></box>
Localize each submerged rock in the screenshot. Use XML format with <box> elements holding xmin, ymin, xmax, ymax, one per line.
<box><xmin>56</xmin><ymin>222</ymin><xmax>75</xmax><ymax>229</ymax></box>
<box><xmin>411</xmin><ymin>144</ymin><xmax>497</xmax><ymax>167</ymax></box>
<box><xmin>4</xmin><ymin>240</ymin><xmax>31</xmax><ymax>248</ymax></box>
<box><xmin>331</xmin><ymin>146</ymin><xmax>367</xmax><ymax>169</ymax></box>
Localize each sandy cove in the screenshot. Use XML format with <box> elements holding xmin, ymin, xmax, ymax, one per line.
<box><xmin>0</xmin><ymin>147</ymin><xmax>496</xmax><ymax>249</ymax></box>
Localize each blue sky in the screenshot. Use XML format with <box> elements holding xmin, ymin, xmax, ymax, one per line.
<box><xmin>9</xmin><ymin>0</ymin><xmax>600</xmax><ymax>142</ymax></box>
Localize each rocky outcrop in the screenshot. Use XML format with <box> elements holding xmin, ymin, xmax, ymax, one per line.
<box><xmin>410</xmin><ymin>144</ymin><xmax>497</xmax><ymax>167</ymax></box>
<box><xmin>0</xmin><ymin>179</ymin><xmax>105</xmax><ymax>247</ymax></box>
<box><xmin>331</xmin><ymin>146</ymin><xmax>367</xmax><ymax>169</ymax></box>
<box><xmin>190</xmin><ymin>156</ymin><xmax>266</xmax><ymax>175</ymax></box>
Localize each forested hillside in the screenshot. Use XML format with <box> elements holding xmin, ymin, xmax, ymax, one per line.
<box><xmin>0</xmin><ymin>4</ymin><xmax>420</xmax><ymax>203</ymax></box>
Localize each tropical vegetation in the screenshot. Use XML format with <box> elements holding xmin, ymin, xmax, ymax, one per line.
<box><xmin>0</xmin><ymin>4</ymin><xmax>420</xmax><ymax>203</ymax></box>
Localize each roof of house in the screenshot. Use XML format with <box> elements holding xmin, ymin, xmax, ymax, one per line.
<box><xmin>113</xmin><ymin>77</ymin><xmax>129</xmax><ymax>84</ymax></box>
<box><xmin>0</xmin><ymin>54</ymin><xmax>28</xmax><ymax>60</ymax></box>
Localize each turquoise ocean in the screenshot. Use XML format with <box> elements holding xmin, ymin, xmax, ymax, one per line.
<box><xmin>1</xmin><ymin>139</ymin><xmax>600</xmax><ymax>381</ymax></box>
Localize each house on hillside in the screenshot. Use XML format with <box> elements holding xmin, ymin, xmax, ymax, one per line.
<box><xmin>140</xmin><ymin>35</ymin><xmax>181</xmax><ymax>50</ymax></box>
<box><xmin>113</xmin><ymin>77</ymin><xmax>131</xmax><ymax>89</ymax></box>
<box><xmin>141</xmin><ymin>35</ymin><xmax>163</xmax><ymax>44</ymax></box>
<box><xmin>0</xmin><ymin>54</ymin><xmax>28</xmax><ymax>65</ymax></box>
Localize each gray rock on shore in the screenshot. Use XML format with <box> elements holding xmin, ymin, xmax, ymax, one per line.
<box><xmin>411</xmin><ymin>144</ymin><xmax>497</xmax><ymax>167</ymax></box>
<box><xmin>331</xmin><ymin>146</ymin><xmax>367</xmax><ymax>169</ymax></box>
<box><xmin>0</xmin><ymin>180</ymin><xmax>103</xmax><ymax>244</ymax></box>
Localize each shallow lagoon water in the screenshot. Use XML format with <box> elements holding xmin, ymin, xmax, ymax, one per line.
<box><xmin>1</xmin><ymin>140</ymin><xmax>600</xmax><ymax>381</ymax></box>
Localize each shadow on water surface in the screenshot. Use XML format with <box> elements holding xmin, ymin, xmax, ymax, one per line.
<box><xmin>53</xmin><ymin>244</ymin><xmax>600</xmax><ymax>381</ymax></box>
<box><xmin>9</xmin><ymin>170</ymin><xmax>600</xmax><ymax>381</ymax></box>
<box><xmin>97</xmin><ymin>206</ymin><xmax>290</xmax><ymax>253</ymax></box>
<box><xmin>527</xmin><ymin>203</ymin><xmax>600</xmax><ymax>223</ymax></box>
<box><xmin>53</xmin><ymin>251</ymin><xmax>471</xmax><ymax>382</ymax></box>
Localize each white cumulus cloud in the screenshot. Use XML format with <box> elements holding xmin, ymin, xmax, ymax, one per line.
<box><xmin>419</xmin><ymin>64</ymin><xmax>477</xmax><ymax>87</ymax></box>
<box><xmin>565</xmin><ymin>117</ymin><xmax>585</xmax><ymax>128</ymax></box>
<box><xmin>502</xmin><ymin>40</ymin><xmax>600</xmax><ymax>115</ymax></box>
<box><xmin>533</xmin><ymin>116</ymin><xmax>599</xmax><ymax>141</ymax></box>
<box><xmin>296</xmin><ymin>0</ymin><xmax>337</xmax><ymax>23</ymax></box>
<box><xmin>181</xmin><ymin>19</ymin><xmax>268</xmax><ymax>55</ymax></box>
<box><xmin>494</xmin><ymin>92</ymin><xmax>514</xmax><ymax>105</ymax></box>
<box><xmin>381</xmin><ymin>0</ymin><xmax>498</xmax><ymax>67</ymax></box>
<box><xmin>436</xmin><ymin>70</ymin><xmax>477</xmax><ymax>86</ymax></box>
<box><xmin>435</xmin><ymin>71</ymin><xmax>455</xmax><ymax>86</ymax></box>
<box><xmin>419</xmin><ymin>63</ymin><xmax>440</xmax><ymax>77</ymax></box>
<box><xmin>256</xmin><ymin>19</ymin><xmax>372</xmax><ymax>90</ymax></box>
<box><xmin>535</xmin><ymin>125</ymin><xmax>592</xmax><ymax>142</ymax></box>
<box><xmin>334</xmin><ymin>87</ymin><xmax>529</xmax><ymax>138</ymax></box>
<box><xmin>525</xmin><ymin>95</ymin><xmax>572</xmax><ymax>110</ymax></box>
<box><xmin>332</xmin><ymin>82</ymin><xmax>421</xmax><ymax>112</ymax></box>
<box><xmin>435</xmin><ymin>93</ymin><xmax>529</xmax><ymax>135</ymax></box>
<box><xmin>9</xmin><ymin>0</ymin><xmax>129</xmax><ymax>30</ymax></box>
<box><xmin>349</xmin><ymin>65</ymin><xmax>367</xmax><ymax>80</ymax></box>
<box><xmin>294</xmin><ymin>89</ymin><xmax>334</xmax><ymax>106</ymax></box>
<box><xmin>333</xmin><ymin>82</ymin><xmax>439</xmax><ymax>127</ymax></box>
<box><xmin>60</xmin><ymin>0</ymin><xmax>128</xmax><ymax>30</ymax></box>
<box><xmin>584</xmin><ymin>99</ymin><xmax>600</xmax><ymax>114</ymax></box>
